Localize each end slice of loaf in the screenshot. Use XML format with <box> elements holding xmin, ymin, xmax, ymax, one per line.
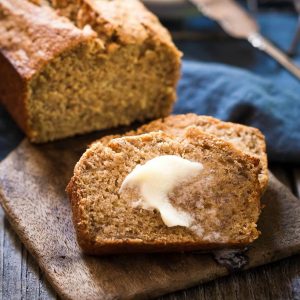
<box><xmin>67</xmin><ymin>127</ymin><xmax>261</xmax><ymax>255</ymax></box>
<box><xmin>99</xmin><ymin>114</ymin><xmax>268</xmax><ymax>192</ymax></box>
<box><xmin>0</xmin><ymin>0</ymin><xmax>181</xmax><ymax>142</ymax></box>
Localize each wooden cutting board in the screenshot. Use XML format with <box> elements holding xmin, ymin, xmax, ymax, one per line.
<box><xmin>0</xmin><ymin>135</ymin><xmax>300</xmax><ymax>300</ymax></box>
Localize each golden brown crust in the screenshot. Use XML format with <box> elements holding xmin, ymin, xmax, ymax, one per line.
<box><xmin>52</xmin><ymin>0</ymin><xmax>180</xmax><ymax>51</ymax></box>
<box><xmin>78</xmin><ymin>239</ymin><xmax>250</xmax><ymax>255</ymax></box>
<box><xmin>68</xmin><ymin>129</ymin><xmax>261</xmax><ymax>255</ymax></box>
<box><xmin>66</xmin><ymin>177</ymin><xmax>97</xmax><ymax>251</ymax></box>
<box><xmin>0</xmin><ymin>0</ymin><xmax>95</xmax><ymax>79</ymax></box>
<box><xmin>79</xmin><ymin>0</ymin><xmax>176</xmax><ymax>46</ymax></box>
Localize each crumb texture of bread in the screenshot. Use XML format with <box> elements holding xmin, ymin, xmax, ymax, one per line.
<box><xmin>67</xmin><ymin>129</ymin><xmax>261</xmax><ymax>255</ymax></box>
<box><xmin>0</xmin><ymin>0</ymin><xmax>181</xmax><ymax>142</ymax></box>
<box><xmin>99</xmin><ymin>114</ymin><xmax>268</xmax><ymax>192</ymax></box>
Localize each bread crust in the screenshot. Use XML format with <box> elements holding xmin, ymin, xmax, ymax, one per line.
<box><xmin>79</xmin><ymin>0</ymin><xmax>177</xmax><ymax>46</ymax></box>
<box><xmin>0</xmin><ymin>0</ymin><xmax>94</xmax><ymax>79</ymax></box>
<box><xmin>67</xmin><ymin>129</ymin><xmax>261</xmax><ymax>255</ymax></box>
<box><xmin>67</xmin><ymin>177</ymin><xmax>97</xmax><ymax>252</ymax></box>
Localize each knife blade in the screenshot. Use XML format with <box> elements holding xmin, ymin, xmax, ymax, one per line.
<box><xmin>189</xmin><ymin>0</ymin><xmax>300</xmax><ymax>80</ymax></box>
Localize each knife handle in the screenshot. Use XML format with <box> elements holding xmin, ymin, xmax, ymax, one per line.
<box><xmin>248</xmin><ymin>32</ymin><xmax>300</xmax><ymax>80</ymax></box>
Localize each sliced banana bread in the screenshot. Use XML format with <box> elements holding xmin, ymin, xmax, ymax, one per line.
<box><xmin>99</xmin><ymin>114</ymin><xmax>268</xmax><ymax>192</ymax></box>
<box><xmin>67</xmin><ymin>127</ymin><xmax>261</xmax><ymax>255</ymax></box>
<box><xmin>0</xmin><ymin>0</ymin><xmax>180</xmax><ymax>142</ymax></box>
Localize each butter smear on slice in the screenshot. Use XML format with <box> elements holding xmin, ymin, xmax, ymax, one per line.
<box><xmin>119</xmin><ymin>155</ymin><xmax>203</xmax><ymax>227</ymax></box>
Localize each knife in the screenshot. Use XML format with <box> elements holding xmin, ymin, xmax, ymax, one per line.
<box><xmin>189</xmin><ymin>0</ymin><xmax>300</xmax><ymax>80</ymax></box>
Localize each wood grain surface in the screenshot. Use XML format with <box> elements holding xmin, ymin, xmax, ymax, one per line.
<box><xmin>0</xmin><ymin>137</ymin><xmax>300</xmax><ymax>299</ymax></box>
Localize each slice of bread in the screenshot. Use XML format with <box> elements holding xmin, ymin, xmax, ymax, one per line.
<box><xmin>99</xmin><ymin>114</ymin><xmax>268</xmax><ymax>192</ymax></box>
<box><xmin>67</xmin><ymin>127</ymin><xmax>261</xmax><ymax>255</ymax></box>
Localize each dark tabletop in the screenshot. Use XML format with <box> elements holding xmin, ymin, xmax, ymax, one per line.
<box><xmin>1</xmin><ymin>4</ymin><xmax>300</xmax><ymax>300</ymax></box>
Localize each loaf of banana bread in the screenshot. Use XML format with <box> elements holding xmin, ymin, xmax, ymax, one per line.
<box><xmin>0</xmin><ymin>0</ymin><xmax>181</xmax><ymax>142</ymax></box>
<box><xmin>67</xmin><ymin>128</ymin><xmax>261</xmax><ymax>255</ymax></box>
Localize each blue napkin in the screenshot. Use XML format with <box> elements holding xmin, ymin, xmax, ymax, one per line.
<box><xmin>172</xmin><ymin>11</ymin><xmax>300</xmax><ymax>162</ymax></box>
<box><xmin>1</xmin><ymin>12</ymin><xmax>299</xmax><ymax>162</ymax></box>
<box><xmin>175</xmin><ymin>61</ymin><xmax>300</xmax><ymax>162</ymax></box>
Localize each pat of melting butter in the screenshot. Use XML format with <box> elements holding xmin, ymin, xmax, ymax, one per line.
<box><xmin>119</xmin><ymin>155</ymin><xmax>203</xmax><ymax>227</ymax></box>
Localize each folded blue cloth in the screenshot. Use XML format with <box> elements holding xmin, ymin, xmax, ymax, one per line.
<box><xmin>1</xmin><ymin>12</ymin><xmax>299</xmax><ymax>163</ymax></box>
<box><xmin>173</xmin><ymin>11</ymin><xmax>300</xmax><ymax>162</ymax></box>
<box><xmin>175</xmin><ymin>61</ymin><xmax>300</xmax><ymax>162</ymax></box>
